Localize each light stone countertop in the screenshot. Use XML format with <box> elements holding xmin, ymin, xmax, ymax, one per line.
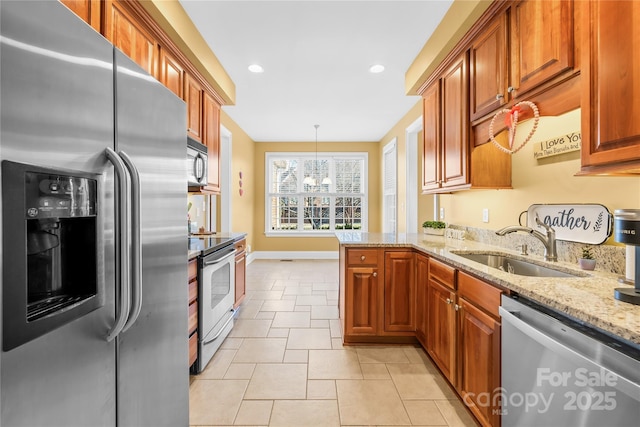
<box><xmin>335</xmin><ymin>232</ymin><xmax>640</xmax><ymax>347</ymax></box>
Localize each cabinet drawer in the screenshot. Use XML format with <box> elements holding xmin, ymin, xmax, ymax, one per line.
<box><xmin>429</xmin><ymin>258</ymin><xmax>456</xmax><ymax>290</ymax></box>
<box><xmin>458</xmin><ymin>271</ymin><xmax>502</xmax><ymax>318</ymax></box>
<box><xmin>189</xmin><ymin>331</ymin><xmax>198</xmax><ymax>367</ymax></box>
<box><xmin>188</xmin><ymin>278</ymin><xmax>197</xmax><ymax>304</ymax></box>
<box><xmin>347</xmin><ymin>249</ymin><xmax>379</xmax><ymax>266</ymax></box>
<box><xmin>188</xmin><ymin>259</ymin><xmax>198</xmax><ymax>282</ymax></box>
<box><xmin>188</xmin><ymin>300</ymin><xmax>198</xmax><ymax>335</ymax></box>
<box><xmin>234</xmin><ymin>238</ymin><xmax>246</xmax><ymax>254</ymax></box>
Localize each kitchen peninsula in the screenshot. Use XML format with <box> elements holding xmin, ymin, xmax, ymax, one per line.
<box><xmin>336</xmin><ymin>232</ymin><xmax>640</xmax><ymax>345</ymax></box>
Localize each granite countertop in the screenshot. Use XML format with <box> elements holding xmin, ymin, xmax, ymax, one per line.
<box><xmin>335</xmin><ymin>232</ymin><xmax>640</xmax><ymax>347</ymax></box>
<box><xmin>188</xmin><ymin>232</ymin><xmax>247</xmax><ymax>260</ymax></box>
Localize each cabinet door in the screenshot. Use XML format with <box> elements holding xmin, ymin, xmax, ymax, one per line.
<box><xmin>185</xmin><ymin>73</ymin><xmax>203</xmax><ymax>142</ymax></box>
<box><xmin>469</xmin><ymin>12</ymin><xmax>508</xmax><ymax>120</ymax></box>
<box><xmin>106</xmin><ymin>0</ymin><xmax>156</xmax><ymax>76</ymax></box>
<box><xmin>60</xmin><ymin>0</ymin><xmax>102</xmax><ymax>32</ymax></box>
<box><xmin>159</xmin><ymin>47</ymin><xmax>184</xmax><ymax>99</ymax></box>
<box><xmin>580</xmin><ymin>0</ymin><xmax>640</xmax><ymax>173</ymax></box>
<box><xmin>345</xmin><ymin>267</ymin><xmax>379</xmax><ymax>336</ymax></box>
<box><xmin>426</xmin><ymin>279</ymin><xmax>456</xmax><ymax>383</ymax></box>
<box><xmin>203</xmin><ymin>91</ymin><xmax>221</xmax><ymax>193</ymax></box>
<box><xmin>383</xmin><ymin>251</ymin><xmax>415</xmax><ymax>332</ymax></box>
<box><xmin>234</xmin><ymin>240</ymin><xmax>246</xmax><ymax>308</ymax></box>
<box><xmin>422</xmin><ymin>82</ymin><xmax>441</xmax><ymax>192</ymax></box>
<box><xmin>458</xmin><ymin>299</ymin><xmax>501</xmax><ymax>427</ymax></box>
<box><xmin>510</xmin><ymin>0</ymin><xmax>574</xmax><ymax>97</ymax></box>
<box><xmin>441</xmin><ymin>54</ymin><xmax>469</xmax><ymax>189</ymax></box>
<box><xmin>415</xmin><ymin>254</ymin><xmax>429</xmax><ymax>347</ymax></box>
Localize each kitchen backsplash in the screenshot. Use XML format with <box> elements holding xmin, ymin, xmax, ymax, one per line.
<box><xmin>448</xmin><ymin>224</ymin><xmax>626</xmax><ymax>276</ymax></box>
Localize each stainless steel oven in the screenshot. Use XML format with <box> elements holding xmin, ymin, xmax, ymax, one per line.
<box><xmin>194</xmin><ymin>242</ymin><xmax>236</xmax><ymax>373</ymax></box>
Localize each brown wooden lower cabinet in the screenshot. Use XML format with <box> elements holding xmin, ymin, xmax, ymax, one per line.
<box><xmin>340</xmin><ymin>247</ymin><xmax>504</xmax><ymax>426</ymax></box>
<box><xmin>426</xmin><ymin>258</ymin><xmax>457</xmax><ymax>384</ymax></box>
<box><xmin>415</xmin><ymin>253</ymin><xmax>429</xmax><ymax>346</ymax></box>
<box><xmin>234</xmin><ymin>238</ymin><xmax>247</xmax><ymax>308</ymax></box>
<box><xmin>188</xmin><ymin>258</ymin><xmax>198</xmax><ymax>368</ymax></box>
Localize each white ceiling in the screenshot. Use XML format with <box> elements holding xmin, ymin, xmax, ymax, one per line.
<box><xmin>179</xmin><ymin>0</ymin><xmax>453</xmax><ymax>142</ymax></box>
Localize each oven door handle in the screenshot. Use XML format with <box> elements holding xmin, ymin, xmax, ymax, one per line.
<box><xmin>202</xmin><ymin>308</ymin><xmax>237</xmax><ymax>345</ymax></box>
<box><xmin>119</xmin><ymin>150</ymin><xmax>142</xmax><ymax>333</ymax></box>
<box><xmin>105</xmin><ymin>147</ymin><xmax>131</xmax><ymax>342</ymax></box>
<box><xmin>203</xmin><ymin>248</ymin><xmax>237</xmax><ymax>266</ymax></box>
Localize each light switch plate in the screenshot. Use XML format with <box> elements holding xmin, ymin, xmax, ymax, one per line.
<box><xmin>482</xmin><ymin>208</ymin><xmax>489</xmax><ymax>223</ymax></box>
<box><xmin>440</xmin><ymin>207</ymin><xmax>445</xmax><ymax>220</ymax></box>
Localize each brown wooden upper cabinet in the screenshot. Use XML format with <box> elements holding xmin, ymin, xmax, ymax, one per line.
<box><xmin>105</xmin><ymin>0</ymin><xmax>157</xmax><ymax>76</ymax></box>
<box><xmin>60</xmin><ymin>0</ymin><xmax>102</xmax><ymax>32</ymax></box>
<box><xmin>202</xmin><ymin>91</ymin><xmax>221</xmax><ymax>193</ymax></box>
<box><xmin>469</xmin><ymin>12</ymin><xmax>509</xmax><ymax>121</ymax></box>
<box><xmin>580</xmin><ymin>0</ymin><xmax>640</xmax><ymax>174</ymax></box>
<box><xmin>470</xmin><ymin>0</ymin><xmax>575</xmax><ymax>121</ymax></box>
<box><xmin>509</xmin><ymin>0</ymin><xmax>574</xmax><ymax>98</ymax></box>
<box><xmin>159</xmin><ymin>47</ymin><xmax>184</xmax><ymax>100</ymax></box>
<box><xmin>185</xmin><ymin>73</ymin><xmax>203</xmax><ymax>142</ymax></box>
<box><xmin>421</xmin><ymin>53</ymin><xmax>469</xmax><ymax>193</ymax></box>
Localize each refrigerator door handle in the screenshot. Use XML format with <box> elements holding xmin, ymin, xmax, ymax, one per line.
<box><xmin>119</xmin><ymin>150</ymin><xmax>143</xmax><ymax>333</ymax></box>
<box><xmin>105</xmin><ymin>147</ymin><xmax>132</xmax><ymax>341</ymax></box>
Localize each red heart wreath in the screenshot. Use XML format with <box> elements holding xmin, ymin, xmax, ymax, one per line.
<box><xmin>489</xmin><ymin>101</ymin><xmax>540</xmax><ymax>154</ymax></box>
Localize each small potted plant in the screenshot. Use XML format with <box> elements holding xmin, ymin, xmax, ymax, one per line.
<box><xmin>578</xmin><ymin>246</ymin><xmax>596</xmax><ymax>270</ymax></box>
<box><xmin>422</xmin><ymin>220</ymin><xmax>446</xmax><ymax>236</ymax></box>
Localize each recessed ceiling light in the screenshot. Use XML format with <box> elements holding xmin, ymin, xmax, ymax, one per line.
<box><xmin>369</xmin><ymin>64</ymin><xmax>385</xmax><ymax>73</ymax></box>
<box><xmin>248</xmin><ymin>64</ymin><xmax>264</xmax><ymax>73</ymax></box>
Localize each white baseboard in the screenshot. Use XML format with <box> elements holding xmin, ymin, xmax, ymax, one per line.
<box><xmin>248</xmin><ymin>251</ymin><xmax>339</xmax><ymax>263</ymax></box>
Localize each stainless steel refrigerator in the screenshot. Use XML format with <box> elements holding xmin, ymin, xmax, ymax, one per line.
<box><xmin>0</xmin><ymin>1</ymin><xmax>188</xmax><ymax>425</ymax></box>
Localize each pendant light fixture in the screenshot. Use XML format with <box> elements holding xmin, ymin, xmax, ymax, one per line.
<box><xmin>302</xmin><ymin>125</ymin><xmax>332</xmax><ymax>188</ymax></box>
<box><xmin>303</xmin><ymin>125</ymin><xmax>320</xmax><ymax>186</ymax></box>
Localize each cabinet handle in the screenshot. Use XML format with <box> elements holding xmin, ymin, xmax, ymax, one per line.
<box><xmin>508</xmin><ymin>86</ymin><xmax>516</xmax><ymax>94</ymax></box>
<box><xmin>446</xmin><ymin>298</ymin><xmax>452</xmax><ymax>305</ymax></box>
<box><xmin>361</xmin><ymin>255</ymin><xmax>366</xmax><ymax>261</ymax></box>
<box><xmin>454</xmin><ymin>304</ymin><xmax>460</xmax><ymax>312</ymax></box>
<box><xmin>495</xmin><ymin>93</ymin><xmax>504</xmax><ymax>100</ymax></box>
<box><xmin>373</xmin><ymin>272</ymin><xmax>377</xmax><ymax>277</ymax></box>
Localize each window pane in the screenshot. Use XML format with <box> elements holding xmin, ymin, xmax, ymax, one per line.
<box><xmin>303</xmin><ymin>196</ymin><xmax>330</xmax><ymax>230</ymax></box>
<box><xmin>270</xmin><ymin>196</ymin><xmax>298</xmax><ymax>230</ymax></box>
<box><xmin>336</xmin><ymin>160</ymin><xmax>361</xmax><ymax>193</ymax></box>
<box><xmin>335</xmin><ymin>196</ymin><xmax>362</xmax><ymax>230</ymax></box>
<box><xmin>271</xmin><ymin>159</ymin><xmax>298</xmax><ymax>193</ymax></box>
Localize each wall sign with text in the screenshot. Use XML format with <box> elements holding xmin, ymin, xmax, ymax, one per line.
<box><xmin>533</xmin><ymin>131</ymin><xmax>581</xmax><ymax>159</ymax></box>
<box><xmin>523</xmin><ymin>204</ymin><xmax>613</xmax><ymax>244</ymax></box>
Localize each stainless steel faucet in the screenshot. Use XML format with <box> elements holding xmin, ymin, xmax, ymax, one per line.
<box><xmin>495</xmin><ymin>215</ymin><xmax>558</xmax><ymax>261</ymax></box>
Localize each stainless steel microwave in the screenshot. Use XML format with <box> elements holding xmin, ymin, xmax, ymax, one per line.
<box><xmin>187</xmin><ymin>137</ymin><xmax>208</xmax><ymax>187</ymax></box>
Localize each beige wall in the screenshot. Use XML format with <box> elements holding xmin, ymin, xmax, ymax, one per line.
<box><xmin>220</xmin><ymin>111</ymin><xmax>256</xmax><ymax>252</ymax></box>
<box><xmin>419</xmin><ymin>109</ymin><xmax>640</xmax><ymax>244</ymax></box>
<box><xmin>252</xmin><ymin>141</ymin><xmax>381</xmax><ymax>253</ymax></box>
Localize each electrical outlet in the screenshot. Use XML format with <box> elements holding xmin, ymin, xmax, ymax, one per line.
<box><xmin>440</xmin><ymin>207</ymin><xmax>445</xmax><ymax>220</ymax></box>
<box><xmin>482</xmin><ymin>208</ymin><xmax>490</xmax><ymax>223</ymax></box>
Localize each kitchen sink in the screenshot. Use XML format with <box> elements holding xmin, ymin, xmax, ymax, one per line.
<box><xmin>451</xmin><ymin>252</ymin><xmax>585</xmax><ymax>278</ymax></box>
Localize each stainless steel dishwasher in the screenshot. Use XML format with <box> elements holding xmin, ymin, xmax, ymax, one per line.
<box><xmin>500</xmin><ymin>295</ymin><xmax>640</xmax><ymax>426</ymax></box>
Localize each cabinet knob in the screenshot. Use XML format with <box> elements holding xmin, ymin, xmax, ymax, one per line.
<box><xmin>361</xmin><ymin>255</ymin><xmax>366</xmax><ymax>261</ymax></box>
<box><xmin>373</xmin><ymin>272</ymin><xmax>377</xmax><ymax>277</ymax></box>
<box><xmin>446</xmin><ymin>298</ymin><xmax>452</xmax><ymax>305</ymax></box>
<box><xmin>495</xmin><ymin>93</ymin><xmax>504</xmax><ymax>100</ymax></box>
<box><xmin>454</xmin><ymin>304</ymin><xmax>460</xmax><ymax>311</ymax></box>
<box><xmin>508</xmin><ymin>86</ymin><xmax>516</xmax><ymax>94</ymax></box>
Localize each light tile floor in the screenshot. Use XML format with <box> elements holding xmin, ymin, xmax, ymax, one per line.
<box><xmin>189</xmin><ymin>259</ymin><xmax>477</xmax><ymax>427</ymax></box>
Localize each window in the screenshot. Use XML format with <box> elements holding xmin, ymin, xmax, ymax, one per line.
<box><xmin>266</xmin><ymin>152</ymin><xmax>368</xmax><ymax>235</ymax></box>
